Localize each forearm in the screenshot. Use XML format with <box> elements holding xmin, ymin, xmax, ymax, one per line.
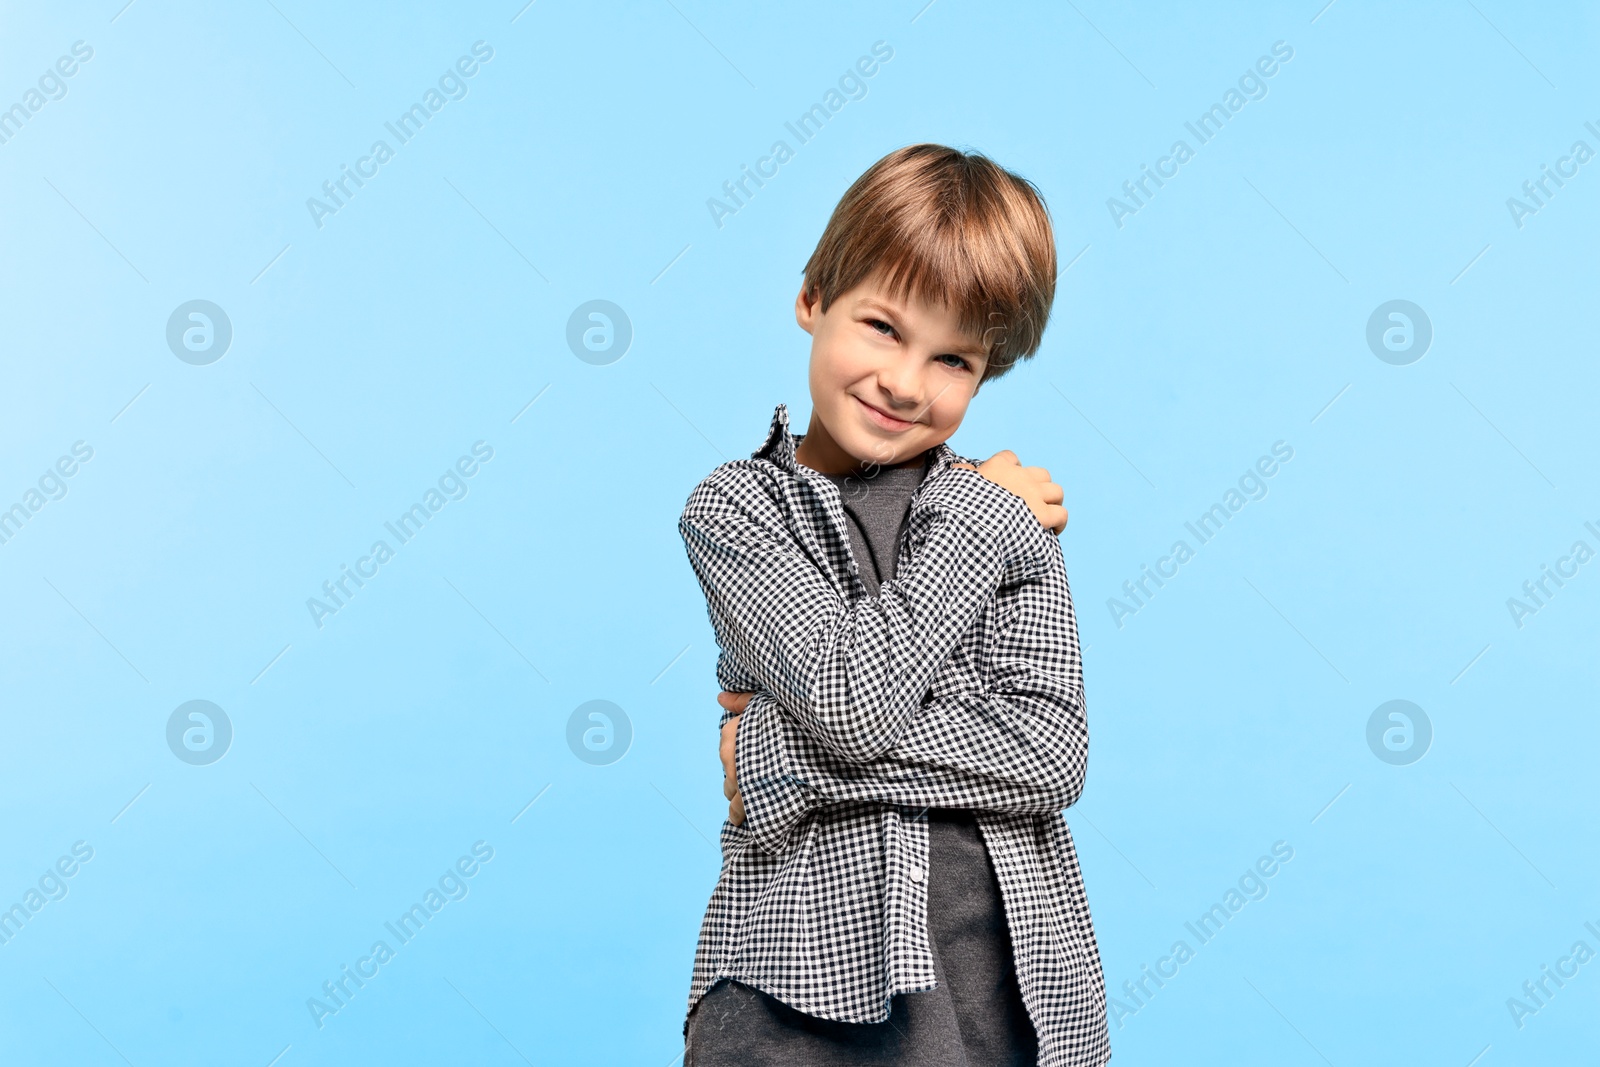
<box><xmin>683</xmin><ymin>471</ymin><xmax>1046</xmax><ymax>762</ymax></box>
<box><xmin>741</xmin><ymin>685</ymin><xmax>1085</xmax><ymax>815</ymax></box>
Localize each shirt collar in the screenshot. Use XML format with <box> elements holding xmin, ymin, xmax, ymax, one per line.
<box><xmin>754</xmin><ymin>402</ymin><xmax>962</xmax><ymax>478</ymax></box>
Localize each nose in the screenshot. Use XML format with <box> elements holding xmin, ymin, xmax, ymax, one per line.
<box><xmin>870</xmin><ymin>354</ymin><xmax>924</xmax><ymax>417</ymax></box>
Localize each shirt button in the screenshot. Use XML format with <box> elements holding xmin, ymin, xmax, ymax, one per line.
<box><xmin>909</xmin><ymin>865</ymin><xmax>926</xmax><ymax>884</ymax></box>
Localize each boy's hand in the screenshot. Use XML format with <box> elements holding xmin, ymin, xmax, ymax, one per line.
<box><xmin>950</xmin><ymin>450</ymin><xmax>1068</xmax><ymax>535</ymax></box>
<box><xmin>718</xmin><ymin>690</ymin><xmax>754</xmax><ymax>825</ymax></box>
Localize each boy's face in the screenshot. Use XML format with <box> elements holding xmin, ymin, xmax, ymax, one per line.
<box><xmin>793</xmin><ymin>270</ymin><xmax>988</xmax><ymax>475</ymax></box>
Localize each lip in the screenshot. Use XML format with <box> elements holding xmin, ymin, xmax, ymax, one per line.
<box><xmin>853</xmin><ymin>395</ymin><xmax>918</xmax><ymax>432</ymax></box>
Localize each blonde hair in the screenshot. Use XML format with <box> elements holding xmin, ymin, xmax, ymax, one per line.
<box><xmin>801</xmin><ymin>144</ymin><xmax>1058</xmax><ymax>384</ymax></box>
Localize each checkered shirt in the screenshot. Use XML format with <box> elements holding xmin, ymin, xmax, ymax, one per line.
<box><xmin>677</xmin><ymin>403</ymin><xmax>1110</xmax><ymax>1067</ymax></box>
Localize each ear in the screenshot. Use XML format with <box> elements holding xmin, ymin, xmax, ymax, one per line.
<box><xmin>795</xmin><ymin>283</ymin><xmax>820</xmax><ymax>335</ymax></box>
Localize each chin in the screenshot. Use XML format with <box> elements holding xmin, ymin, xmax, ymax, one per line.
<box><xmin>854</xmin><ymin>433</ymin><xmax>921</xmax><ymax>465</ymax></box>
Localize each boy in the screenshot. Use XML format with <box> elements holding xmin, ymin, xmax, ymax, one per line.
<box><xmin>678</xmin><ymin>144</ymin><xmax>1109</xmax><ymax>1066</ymax></box>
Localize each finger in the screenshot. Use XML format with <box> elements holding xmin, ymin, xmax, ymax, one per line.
<box><xmin>1041</xmin><ymin>504</ymin><xmax>1068</xmax><ymax>532</ymax></box>
<box><xmin>724</xmin><ymin>775</ymin><xmax>735</xmax><ymax>800</ymax></box>
<box><xmin>1040</xmin><ymin>481</ymin><xmax>1064</xmax><ymax>505</ymax></box>
<box><xmin>1020</xmin><ymin>465</ymin><xmax>1051</xmax><ymax>483</ymax></box>
<box><xmin>988</xmin><ymin>449</ymin><xmax>1020</xmax><ymax>466</ymax></box>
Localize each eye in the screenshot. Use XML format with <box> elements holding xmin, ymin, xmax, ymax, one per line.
<box><xmin>865</xmin><ymin>318</ymin><xmax>897</xmax><ymax>337</ymax></box>
<box><xmin>936</xmin><ymin>354</ymin><xmax>971</xmax><ymax>371</ymax></box>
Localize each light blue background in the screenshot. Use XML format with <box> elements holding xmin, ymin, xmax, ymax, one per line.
<box><xmin>1</xmin><ymin>1</ymin><xmax>1596</xmax><ymax>1064</ymax></box>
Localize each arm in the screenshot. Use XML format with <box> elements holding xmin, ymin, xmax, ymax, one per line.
<box><xmin>679</xmin><ymin>468</ymin><xmax>1048</xmax><ymax>764</ymax></box>
<box><xmin>733</xmin><ymin>537</ymin><xmax>1089</xmax><ymax>854</ymax></box>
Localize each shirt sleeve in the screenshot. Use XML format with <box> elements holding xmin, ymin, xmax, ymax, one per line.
<box><xmin>733</xmin><ymin>535</ymin><xmax>1089</xmax><ymax>856</ymax></box>
<box><xmin>679</xmin><ymin>468</ymin><xmax>1049</xmax><ymax>764</ymax></box>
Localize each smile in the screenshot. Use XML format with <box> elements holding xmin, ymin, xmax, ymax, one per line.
<box><xmin>854</xmin><ymin>395</ymin><xmax>917</xmax><ymax>431</ymax></box>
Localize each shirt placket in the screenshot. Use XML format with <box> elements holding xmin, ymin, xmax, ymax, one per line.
<box><xmin>881</xmin><ymin>805</ymin><xmax>938</xmax><ymax>994</ymax></box>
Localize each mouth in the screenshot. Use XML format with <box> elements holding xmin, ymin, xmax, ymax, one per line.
<box><xmin>853</xmin><ymin>395</ymin><xmax>918</xmax><ymax>432</ymax></box>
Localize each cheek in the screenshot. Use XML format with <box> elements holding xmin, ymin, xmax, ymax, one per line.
<box><xmin>810</xmin><ymin>348</ymin><xmax>852</xmax><ymax>401</ymax></box>
<box><xmin>817</xmin><ymin>333</ymin><xmax>876</xmax><ymax>385</ymax></box>
<box><xmin>927</xmin><ymin>389</ymin><xmax>974</xmax><ymax>431</ymax></box>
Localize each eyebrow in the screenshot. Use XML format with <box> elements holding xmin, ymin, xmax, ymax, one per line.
<box><xmin>857</xmin><ymin>299</ymin><xmax>988</xmax><ymax>357</ymax></box>
<box><xmin>857</xmin><ymin>298</ymin><xmax>904</xmax><ymax>320</ymax></box>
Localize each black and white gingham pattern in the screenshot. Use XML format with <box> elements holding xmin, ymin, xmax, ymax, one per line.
<box><xmin>678</xmin><ymin>403</ymin><xmax>1110</xmax><ymax>1067</ymax></box>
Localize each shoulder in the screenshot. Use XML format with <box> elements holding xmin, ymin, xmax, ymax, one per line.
<box><xmin>680</xmin><ymin>459</ymin><xmax>790</xmax><ymax>526</ymax></box>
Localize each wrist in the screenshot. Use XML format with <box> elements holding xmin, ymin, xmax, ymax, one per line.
<box><xmin>733</xmin><ymin>692</ymin><xmax>819</xmax><ymax>854</ymax></box>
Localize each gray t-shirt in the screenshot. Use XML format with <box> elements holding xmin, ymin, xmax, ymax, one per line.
<box><xmin>821</xmin><ymin>458</ymin><xmax>929</xmax><ymax>598</ymax></box>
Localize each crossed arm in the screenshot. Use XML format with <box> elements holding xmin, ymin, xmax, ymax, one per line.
<box><xmin>679</xmin><ymin>468</ymin><xmax>1089</xmax><ymax>855</ymax></box>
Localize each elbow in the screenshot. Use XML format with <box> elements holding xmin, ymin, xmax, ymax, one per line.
<box><xmin>1057</xmin><ymin>770</ymin><xmax>1086</xmax><ymax>810</ymax></box>
<box><xmin>1039</xmin><ymin>754</ymin><xmax>1085</xmax><ymax>811</ymax></box>
<box><xmin>1044</xmin><ymin>702</ymin><xmax>1090</xmax><ymax>810</ymax></box>
<box><xmin>1044</xmin><ymin>762</ymin><xmax>1086</xmax><ymax>812</ymax></box>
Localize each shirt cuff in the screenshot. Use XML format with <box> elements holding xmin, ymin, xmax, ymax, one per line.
<box><xmin>733</xmin><ymin>690</ymin><xmax>819</xmax><ymax>855</ymax></box>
